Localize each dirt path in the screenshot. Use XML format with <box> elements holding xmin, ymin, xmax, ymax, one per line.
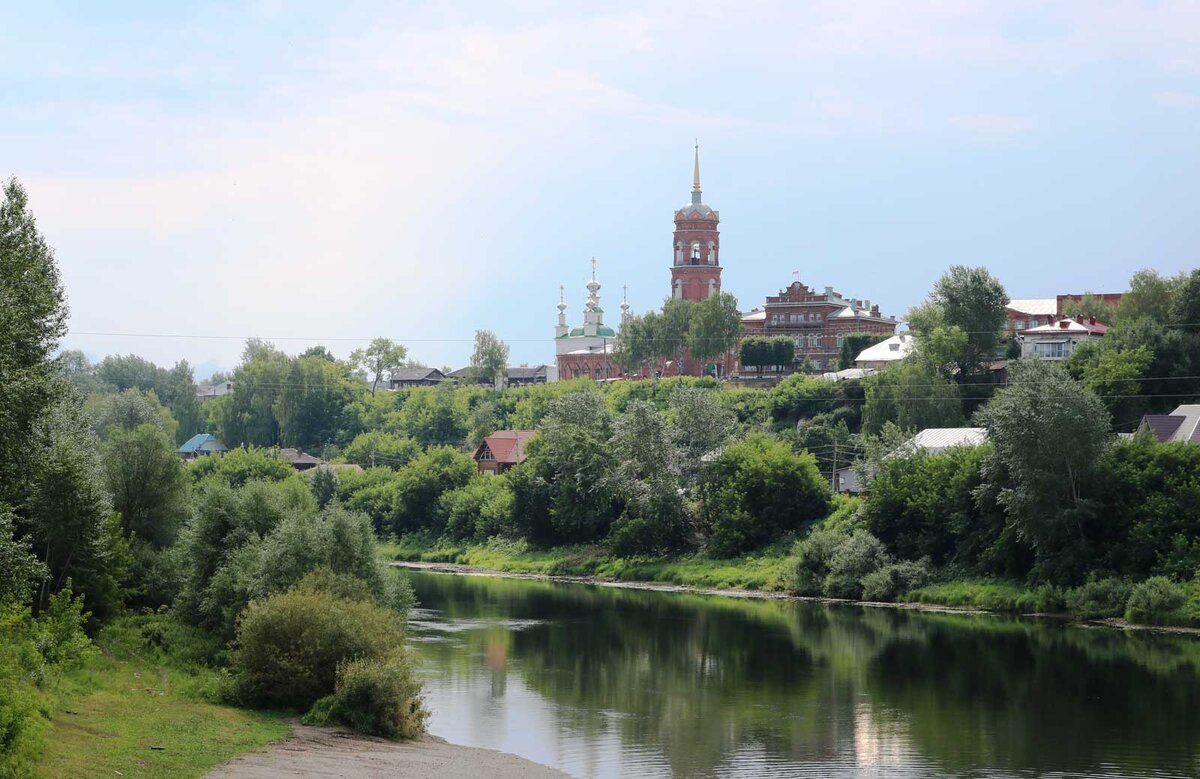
<box><xmin>206</xmin><ymin>724</ymin><xmax>566</xmax><ymax>778</ymax></box>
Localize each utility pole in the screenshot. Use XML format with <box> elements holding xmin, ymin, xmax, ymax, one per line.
<box><xmin>830</xmin><ymin>436</ymin><xmax>838</xmax><ymax>492</ymax></box>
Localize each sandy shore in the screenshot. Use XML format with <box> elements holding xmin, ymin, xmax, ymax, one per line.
<box><xmin>206</xmin><ymin>724</ymin><xmax>566</xmax><ymax>778</ymax></box>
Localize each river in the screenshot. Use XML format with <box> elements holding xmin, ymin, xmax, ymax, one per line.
<box><xmin>404</xmin><ymin>568</ymin><xmax>1200</xmax><ymax>778</ymax></box>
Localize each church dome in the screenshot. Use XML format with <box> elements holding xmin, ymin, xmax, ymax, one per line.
<box><xmin>677</xmin><ymin>201</ymin><xmax>715</xmax><ymax>219</ymax></box>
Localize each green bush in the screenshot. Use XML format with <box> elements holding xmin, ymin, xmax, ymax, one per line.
<box><xmin>861</xmin><ymin>559</ymin><xmax>931</xmax><ymax>602</ymax></box>
<box><xmin>304</xmin><ymin>652</ymin><xmax>427</xmax><ymax>740</ymax></box>
<box><xmin>1125</xmin><ymin>576</ymin><xmax>1185</xmax><ymax>625</ymax></box>
<box><xmin>232</xmin><ymin>586</ymin><xmax>406</xmax><ymax>709</ymax></box>
<box><xmin>791</xmin><ymin>528</ymin><xmax>850</xmax><ymax>596</ymax></box>
<box><xmin>823</xmin><ymin>530</ymin><xmax>889</xmax><ymax>599</ymax></box>
<box><xmin>790</xmin><ymin>527</ymin><xmax>893</xmax><ymax>599</ymax></box>
<box><xmin>1065</xmin><ymin>577</ymin><xmax>1134</xmax><ymax>620</ymax></box>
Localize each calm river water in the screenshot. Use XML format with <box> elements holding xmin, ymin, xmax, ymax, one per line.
<box><xmin>404</xmin><ymin>568</ymin><xmax>1200</xmax><ymax>778</ymax></box>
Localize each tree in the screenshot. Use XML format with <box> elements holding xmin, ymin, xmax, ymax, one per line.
<box><xmin>660</xmin><ymin>298</ymin><xmax>694</xmax><ymax>377</ymax></box>
<box><xmin>1066</xmin><ymin>343</ymin><xmax>1153</xmax><ymax>429</ymax></box>
<box><xmin>699</xmin><ymin>433</ymin><xmax>830</xmax><ymax>557</ymax></box>
<box><xmin>55</xmin><ymin>350</ymin><xmax>105</xmax><ymax>396</ymax></box>
<box><xmin>340</xmin><ymin>431</ymin><xmax>421</xmax><ymax>470</ymax></box>
<box><xmin>668</xmin><ymin>388</ymin><xmax>736</xmax><ymax>484</ymax></box>
<box><xmin>861</xmin><ymin>359</ymin><xmax>964</xmax><ymax>435</ymax></box>
<box><xmin>739</xmin><ymin>336</ymin><xmax>768</xmax><ymax>376</ymax></box>
<box><xmin>274</xmin><ymin>355</ymin><xmax>360</xmax><ymax>450</ymax></box>
<box><xmin>0</xmin><ymin>177</ymin><xmax>68</xmax><ymax>511</ymax></box>
<box><xmin>390</xmin><ymin>384</ymin><xmax>468</xmax><ymax>448</ymax></box>
<box><xmin>614</xmin><ymin>311</ymin><xmax>661</xmax><ymax>380</ymax></box>
<box><xmin>27</xmin><ymin>399</ymin><xmax>130</xmax><ymax>622</ymax></box>
<box><xmin>687</xmin><ymin>292</ymin><xmax>741</xmax><ymax>376</ymax></box>
<box><xmin>210</xmin><ymin>340</ymin><xmax>290</xmax><ymax>447</ymax></box>
<box><xmin>1117</xmin><ymin>268</ymin><xmax>1182</xmax><ymax>323</ymax></box>
<box><xmin>350</xmin><ymin>338</ymin><xmax>407</xmax><ymax>394</ymax></box>
<box><xmin>1168</xmin><ymin>269</ymin><xmax>1200</xmax><ymax>329</ymax></box>
<box><xmin>976</xmin><ymin>360</ymin><xmax>1111</xmax><ymax>577</ymax></box>
<box><xmin>470</xmin><ymin>330</ymin><xmax>509</xmax><ymax>388</ymax></box>
<box><xmin>103</xmin><ymin>424</ymin><xmax>190</xmax><ymax>548</ymax></box>
<box><xmin>519</xmin><ymin>392</ymin><xmax>618</xmax><ymax>544</ymax></box>
<box><xmin>907</xmin><ymin>265</ymin><xmax>1007</xmax><ymax>384</ymax></box>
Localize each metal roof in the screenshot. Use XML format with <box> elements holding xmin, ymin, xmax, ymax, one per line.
<box><xmin>855</xmin><ymin>334</ymin><xmax>915</xmax><ymax>364</ymax></box>
<box><xmin>1140</xmin><ymin>405</ymin><xmax>1200</xmax><ymax>443</ymax></box>
<box><xmin>1007</xmin><ymin>298</ymin><xmax>1058</xmax><ymax>316</ymax></box>
<box><xmin>893</xmin><ymin>428</ymin><xmax>989</xmax><ymax>457</ymax></box>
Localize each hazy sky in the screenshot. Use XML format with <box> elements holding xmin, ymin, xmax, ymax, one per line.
<box><xmin>6</xmin><ymin>1</ymin><xmax>1198</xmax><ymax>376</ymax></box>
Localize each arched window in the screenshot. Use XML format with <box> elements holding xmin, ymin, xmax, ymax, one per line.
<box><xmin>691</xmin><ymin>243</ymin><xmax>701</xmax><ymax>264</ymax></box>
<box><xmin>594</xmin><ymin>366</ymin><xmax>602</xmax><ymax>381</ymax></box>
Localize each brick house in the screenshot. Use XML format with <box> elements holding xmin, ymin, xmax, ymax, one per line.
<box><xmin>740</xmin><ymin>281</ymin><xmax>898</xmax><ymax>373</ymax></box>
<box><xmin>1006</xmin><ymin>299</ymin><xmax>1058</xmax><ymax>335</ymax></box>
<box><xmin>473</xmin><ymin>430</ymin><xmax>537</xmax><ymax>475</ymax></box>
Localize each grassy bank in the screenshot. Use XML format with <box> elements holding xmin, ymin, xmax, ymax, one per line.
<box><xmin>383</xmin><ymin>537</ymin><xmax>1200</xmax><ymax>631</ymax></box>
<box><xmin>380</xmin><ymin>536</ymin><xmax>794</xmax><ymax>591</ymax></box>
<box><xmin>36</xmin><ymin>617</ymin><xmax>289</xmax><ymax>778</ymax></box>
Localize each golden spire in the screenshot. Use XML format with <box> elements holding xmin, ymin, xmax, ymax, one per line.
<box><xmin>693</xmin><ymin>139</ymin><xmax>701</xmax><ymax>192</ymax></box>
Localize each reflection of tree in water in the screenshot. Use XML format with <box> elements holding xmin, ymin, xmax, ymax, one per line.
<box><xmin>409</xmin><ymin>572</ymin><xmax>1200</xmax><ymax>777</ymax></box>
<box><xmin>863</xmin><ymin>613</ymin><xmax>1200</xmax><ymax>776</ymax></box>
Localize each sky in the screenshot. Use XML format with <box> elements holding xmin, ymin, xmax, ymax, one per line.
<box><xmin>4</xmin><ymin>1</ymin><xmax>1199</xmax><ymax>377</ymax></box>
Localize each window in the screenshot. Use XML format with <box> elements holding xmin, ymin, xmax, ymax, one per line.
<box><xmin>479</xmin><ymin>446</ymin><xmax>494</xmax><ymax>461</ymax></box>
<box><xmin>836</xmin><ymin>333</ymin><xmax>844</xmax><ymax>346</ymax></box>
<box><xmin>1014</xmin><ymin>319</ymin><xmax>1026</xmax><ymax>331</ymax></box>
<box><xmin>1033</xmin><ymin>341</ymin><xmax>1068</xmax><ymax>359</ymax></box>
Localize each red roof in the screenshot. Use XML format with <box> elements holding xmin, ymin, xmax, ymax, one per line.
<box><xmin>475</xmin><ymin>430</ymin><xmax>537</xmax><ymax>464</ymax></box>
<box><xmin>1021</xmin><ymin>315</ymin><xmax>1110</xmax><ymax>336</ymax></box>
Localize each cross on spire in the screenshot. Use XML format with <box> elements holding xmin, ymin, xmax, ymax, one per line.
<box><xmin>693</xmin><ymin>140</ymin><xmax>701</xmax><ymax>192</ymax></box>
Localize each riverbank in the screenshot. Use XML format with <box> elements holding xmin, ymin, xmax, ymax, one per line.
<box><xmin>390</xmin><ymin>558</ymin><xmax>1200</xmax><ymax>634</ymax></box>
<box><xmin>206</xmin><ymin>723</ymin><xmax>566</xmax><ymax>778</ymax></box>
<box><xmin>379</xmin><ymin>537</ymin><xmax>794</xmax><ymax>591</ymax></box>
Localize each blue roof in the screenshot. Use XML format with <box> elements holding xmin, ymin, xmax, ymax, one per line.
<box><xmin>178</xmin><ymin>433</ymin><xmax>228</xmax><ymax>454</ymax></box>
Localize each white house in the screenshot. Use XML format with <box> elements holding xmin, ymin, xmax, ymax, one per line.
<box><xmin>854</xmin><ymin>333</ymin><xmax>915</xmax><ymax>370</ymax></box>
<box><xmin>1020</xmin><ymin>316</ymin><xmax>1110</xmax><ymax>361</ymax></box>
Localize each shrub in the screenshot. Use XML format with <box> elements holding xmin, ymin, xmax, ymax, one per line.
<box><xmin>823</xmin><ymin>530</ymin><xmax>889</xmax><ymax>599</ymax></box>
<box><xmin>1065</xmin><ymin>577</ymin><xmax>1133</xmax><ymax>620</ymax></box>
<box><xmin>232</xmin><ymin>587</ymin><xmax>406</xmax><ymax>709</ymax></box>
<box><xmin>1125</xmin><ymin>576</ymin><xmax>1185</xmax><ymax>625</ymax></box>
<box><xmin>791</xmin><ymin>528</ymin><xmax>848</xmax><ymax>596</ymax></box>
<box><xmin>861</xmin><ymin>559</ymin><xmax>931</xmax><ymax>602</ymax></box>
<box><xmin>304</xmin><ymin>652</ymin><xmax>427</xmax><ymax>740</ymax></box>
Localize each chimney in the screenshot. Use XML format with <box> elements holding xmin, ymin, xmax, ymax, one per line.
<box><xmin>1089</xmin><ymin>316</ymin><xmax>1096</xmax><ymax>325</ymax></box>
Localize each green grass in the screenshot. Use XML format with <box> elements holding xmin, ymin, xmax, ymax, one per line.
<box><xmin>37</xmin><ymin>619</ymin><xmax>289</xmax><ymax>779</ymax></box>
<box><xmin>905</xmin><ymin>580</ymin><xmax>1065</xmax><ymax>614</ymax></box>
<box><xmin>384</xmin><ymin>535</ymin><xmax>794</xmax><ymax>591</ymax></box>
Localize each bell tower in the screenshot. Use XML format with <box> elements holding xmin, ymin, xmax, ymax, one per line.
<box><xmin>670</xmin><ymin>142</ymin><xmax>721</xmax><ymax>302</ymax></box>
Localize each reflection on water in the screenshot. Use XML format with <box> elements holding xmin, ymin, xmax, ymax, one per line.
<box><xmin>404</xmin><ymin>569</ymin><xmax>1200</xmax><ymax>778</ymax></box>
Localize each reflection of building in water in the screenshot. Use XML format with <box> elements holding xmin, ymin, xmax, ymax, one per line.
<box><xmin>485</xmin><ymin>631</ymin><xmax>508</xmax><ymax>697</ymax></box>
<box><xmin>853</xmin><ymin>701</ymin><xmax>916</xmax><ymax>769</ymax></box>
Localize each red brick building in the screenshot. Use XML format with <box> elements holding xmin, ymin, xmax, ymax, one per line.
<box><xmin>671</xmin><ymin>144</ymin><xmax>722</xmax><ymax>303</ymax></box>
<box><xmin>739</xmin><ymin>283</ymin><xmax>898</xmax><ymax>373</ymax></box>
